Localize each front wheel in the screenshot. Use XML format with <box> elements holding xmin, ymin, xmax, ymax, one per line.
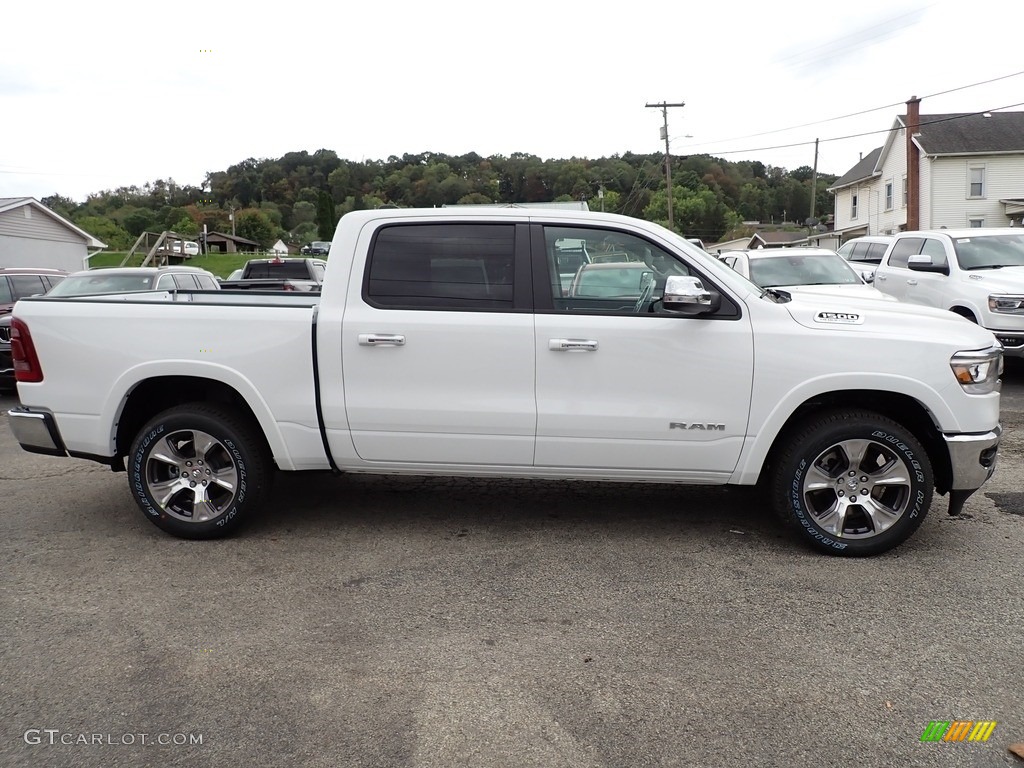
<box><xmin>771</xmin><ymin>410</ymin><xmax>933</xmax><ymax>556</ymax></box>
<box><xmin>128</xmin><ymin>403</ymin><xmax>271</xmax><ymax>539</ymax></box>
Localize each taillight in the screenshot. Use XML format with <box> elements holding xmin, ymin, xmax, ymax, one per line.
<box><xmin>11</xmin><ymin>317</ymin><xmax>43</xmax><ymax>382</ymax></box>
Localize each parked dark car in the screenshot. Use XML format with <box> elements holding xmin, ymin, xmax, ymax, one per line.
<box><xmin>300</xmin><ymin>241</ymin><xmax>331</xmax><ymax>256</ymax></box>
<box><xmin>0</xmin><ymin>267</ymin><xmax>68</xmax><ymax>315</ymax></box>
<box><xmin>0</xmin><ymin>314</ymin><xmax>13</xmax><ymax>392</ymax></box>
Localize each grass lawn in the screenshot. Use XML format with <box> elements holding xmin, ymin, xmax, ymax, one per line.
<box><xmin>88</xmin><ymin>251</ymin><xmax>253</xmax><ymax>278</ymax></box>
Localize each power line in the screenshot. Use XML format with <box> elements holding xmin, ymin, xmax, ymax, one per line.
<box><xmin>672</xmin><ymin>69</ymin><xmax>1024</xmax><ymax>149</ymax></box>
<box><xmin>687</xmin><ymin>102</ymin><xmax>1024</xmax><ymax>158</ymax></box>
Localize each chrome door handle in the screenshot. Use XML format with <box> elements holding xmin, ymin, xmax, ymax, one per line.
<box><xmin>359</xmin><ymin>333</ymin><xmax>406</xmax><ymax>346</ymax></box>
<box><xmin>907</xmin><ymin>279</ymin><xmax>918</xmax><ymax>286</ymax></box>
<box><xmin>549</xmin><ymin>338</ymin><xmax>598</xmax><ymax>351</ymax></box>
<box><xmin>876</xmin><ymin>274</ymin><xmax>887</xmax><ymax>281</ymax></box>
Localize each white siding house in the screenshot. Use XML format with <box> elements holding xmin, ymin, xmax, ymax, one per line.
<box><xmin>828</xmin><ymin>110</ymin><xmax>1024</xmax><ymax>240</ymax></box>
<box><xmin>0</xmin><ymin>197</ymin><xmax>106</xmax><ymax>272</ymax></box>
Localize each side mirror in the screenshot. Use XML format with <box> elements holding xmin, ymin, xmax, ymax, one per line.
<box><xmin>907</xmin><ymin>254</ymin><xmax>949</xmax><ymax>275</ymax></box>
<box><xmin>662</xmin><ymin>275</ymin><xmax>720</xmax><ymax>315</ymax></box>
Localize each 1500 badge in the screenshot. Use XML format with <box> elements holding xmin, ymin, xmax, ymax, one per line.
<box><xmin>814</xmin><ymin>311</ymin><xmax>864</xmax><ymax>325</ymax></box>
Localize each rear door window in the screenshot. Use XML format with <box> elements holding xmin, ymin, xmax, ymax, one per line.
<box><xmin>172</xmin><ymin>274</ymin><xmax>200</xmax><ymax>290</ymax></box>
<box><xmin>365</xmin><ymin>223</ymin><xmax>517</xmax><ymax>310</ymax></box>
<box><xmin>848</xmin><ymin>242</ymin><xmax>870</xmax><ymax>261</ymax></box>
<box><xmin>886</xmin><ymin>238</ymin><xmax>924</xmax><ymax>269</ymax></box>
<box><xmin>864</xmin><ymin>242</ymin><xmax>888</xmax><ymax>263</ymax></box>
<box><xmin>9</xmin><ymin>275</ymin><xmax>47</xmax><ymax>300</ymax></box>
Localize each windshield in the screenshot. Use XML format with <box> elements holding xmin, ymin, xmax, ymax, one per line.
<box><xmin>953</xmin><ymin>234</ymin><xmax>1024</xmax><ymax>270</ymax></box>
<box><xmin>47</xmin><ymin>273</ymin><xmax>156</xmax><ymax>296</ymax></box>
<box><xmin>748</xmin><ymin>253</ymin><xmax>861</xmax><ymax>287</ymax></box>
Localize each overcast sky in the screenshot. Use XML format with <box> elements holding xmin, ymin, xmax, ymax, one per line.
<box><xmin>1</xmin><ymin>0</ymin><xmax>1020</xmax><ymax>203</ymax></box>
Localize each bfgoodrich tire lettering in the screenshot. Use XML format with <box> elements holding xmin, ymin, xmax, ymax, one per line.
<box><xmin>128</xmin><ymin>403</ymin><xmax>270</xmax><ymax>539</ymax></box>
<box><xmin>772</xmin><ymin>410</ymin><xmax>933</xmax><ymax>556</ymax></box>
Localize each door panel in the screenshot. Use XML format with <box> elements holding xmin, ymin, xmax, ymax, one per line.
<box><xmin>341</xmin><ymin>221</ymin><xmax>536</xmax><ymax>465</ymax></box>
<box><xmin>531</xmin><ymin>224</ymin><xmax>754</xmax><ymax>474</ymax></box>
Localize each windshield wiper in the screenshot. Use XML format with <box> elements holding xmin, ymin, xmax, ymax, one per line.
<box><xmin>962</xmin><ymin>264</ymin><xmax>1006</xmax><ymax>270</ymax></box>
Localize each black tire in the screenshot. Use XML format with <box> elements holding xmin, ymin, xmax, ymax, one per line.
<box><xmin>771</xmin><ymin>410</ymin><xmax>933</xmax><ymax>556</ymax></box>
<box><xmin>128</xmin><ymin>403</ymin><xmax>271</xmax><ymax>539</ymax></box>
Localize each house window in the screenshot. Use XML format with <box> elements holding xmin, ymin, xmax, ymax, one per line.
<box><xmin>969</xmin><ymin>218</ymin><xmax>984</xmax><ymax>228</ymax></box>
<box><xmin>851</xmin><ymin>193</ymin><xmax>859</xmax><ymax>220</ymax></box>
<box><xmin>969</xmin><ymin>166</ymin><xmax>985</xmax><ymax>198</ymax></box>
<box><xmin>902</xmin><ymin>176</ymin><xmax>908</xmax><ymax>207</ymax></box>
<box><xmin>884</xmin><ymin>181</ymin><xmax>894</xmax><ymax>211</ymax></box>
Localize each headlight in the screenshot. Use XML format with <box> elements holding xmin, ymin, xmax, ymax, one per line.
<box><xmin>950</xmin><ymin>347</ymin><xmax>1003</xmax><ymax>394</ymax></box>
<box><xmin>988</xmin><ymin>294</ymin><xmax>1024</xmax><ymax>313</ymax></box>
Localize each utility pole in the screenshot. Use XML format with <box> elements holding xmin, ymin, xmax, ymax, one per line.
<box><xmin>645</xmin><ymin>101</ymin><xmax>685</xmax><ymax>231</ymax></box>
<box><xmin>808</xmin><ymin>137</ymin><xmax>819</xmax><ymax>226</ymax></box>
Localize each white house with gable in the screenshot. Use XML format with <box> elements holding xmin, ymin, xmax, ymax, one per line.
<box><xmin>829</xmin><ymin>101</ymin><xmax>1024</xmax><ymax>241</ymax></box>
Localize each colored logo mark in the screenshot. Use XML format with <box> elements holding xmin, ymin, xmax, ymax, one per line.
<box><xmin>920</xmin><ymin>721</ymin><xmax>997</xmax><ymax>742</ymax></box>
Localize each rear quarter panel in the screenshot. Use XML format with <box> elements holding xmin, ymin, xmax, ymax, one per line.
<box><xmin>14</xmin><ymin>298</ymin><xmax>327</xmax><ymax>470</ymax></box>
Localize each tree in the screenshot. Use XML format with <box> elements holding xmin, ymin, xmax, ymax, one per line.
<box><xmin>171</xmin><ymin>216</ymin><xmax>199</xmax><ymax>238</ymax></box>
<box><xmin>317</xmin><ymin>191</ymin><xmax>335</xmax><ymax>240</ymax></box>
<box><xmin>235</xmin><ymin>209</ymin><xmax>275</xmax><ymax>248</ymax></box>
<box><xmin>73</xmin><ymin>216</ymin><xmax>132</xmax><ymax>250</ymax></box>
<box><xmin>120</xmin><ymin>207</ymin><xmax>157</xmax><ymax>237</ymax></box>
<box><xmin>291</xmin><ymin>222</ymin><xmax>319</xmax><ymax>244</ymax></box>
<box><xmin>41</xmin><ymin>195</ymin><xmax>78</xmax><ymax>218</ymax></box>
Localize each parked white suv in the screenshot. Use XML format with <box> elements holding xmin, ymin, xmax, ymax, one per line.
<box><xmin>872</xmin><ymin>228</ymin><xmax>1024</xmax><ymax>355</ymax></box>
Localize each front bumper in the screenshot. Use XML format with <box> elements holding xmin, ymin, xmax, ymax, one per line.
<box><xmin>987</xmin><ymin>329</ymin><xmax>1024</xmax><ymax>357</ymax></box>
<box><xmin>7</xmin><ymin>407</ymin><xmax>67</xmax><ymax>457</ymax></box>
<box><xmin>944</xmin><ymin>425</ymin><xmax>1000</xmax><ymax>491</ymax></box>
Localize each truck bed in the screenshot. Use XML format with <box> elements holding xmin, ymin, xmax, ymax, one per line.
<box><xmin>13</xmin><ymin>293</ymin><xmax>327</xmax><ymax>471</ymax></box>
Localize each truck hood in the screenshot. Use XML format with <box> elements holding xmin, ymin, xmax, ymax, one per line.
<box><xmin>957</xmin><ymin>266</ymin><xmax>1024</xmax><ymax>293</ymax></box>
<box><xmin>783</xmin><ymin>283</ymin><xmax>897</xmax><ymax>302</ymax></box>
<box><xmin>781</xmin><ymin>291</ymin><xmax>999</xmax><ymax>348</ymax></box>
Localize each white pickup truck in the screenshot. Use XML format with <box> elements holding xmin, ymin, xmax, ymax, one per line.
<box><xmin>872</xmin><ymin>227</ymin><xmax>1024</xmax><ymax>356</ymax></box>
<box><xmin>7</xmin><ymin>209</ymin><xmax>1003</xmax><ymax>556</ymax></box>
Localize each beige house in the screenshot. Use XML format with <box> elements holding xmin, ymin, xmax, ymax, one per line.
<box><xmin>828</xmin><ymin>100</ymin><xmax>1024</xmax><ymax>241</ymax></box>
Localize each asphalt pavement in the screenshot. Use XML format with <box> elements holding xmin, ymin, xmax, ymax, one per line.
<box><xmin>1</xmin><ymin>372</ymin><xmax>1022</xmax><ymax>768</ymax></box>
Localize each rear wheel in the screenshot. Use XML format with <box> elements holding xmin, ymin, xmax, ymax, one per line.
<box><xmin>128</xmin><ymin>403</ymin><xmax>270</xmax><ymax>539</ymax></box>
<box><xmin>771</xmin><ymin>410</ymin><xmax>932</xmax><ymax>556</ymax></box>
